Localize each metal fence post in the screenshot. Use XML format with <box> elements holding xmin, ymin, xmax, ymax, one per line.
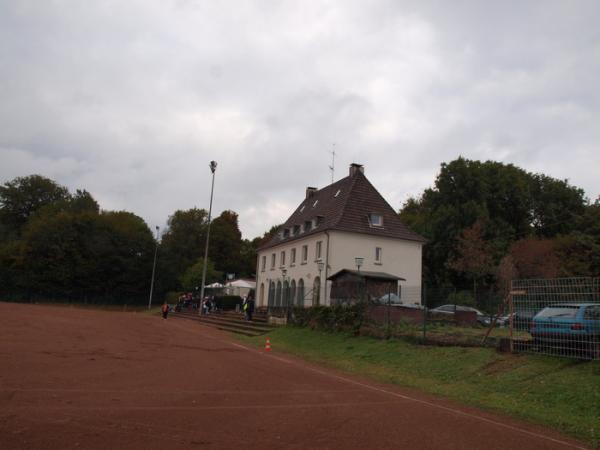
<box><xmin>422</xmin><ymin>285</ymin><xmax>427</xmax><ymax>342</ymax></box>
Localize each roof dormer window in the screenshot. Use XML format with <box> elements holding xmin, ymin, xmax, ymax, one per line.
<box><xmin>283</xmin><ymin>228</ymin><xmax>290</xmax><ymax>238</ymax></box>
<box><xmin>369</xmin><ymin>213</ymin><xmax>383</xmax><ymax>227</ymax></box>
<box><xmin>293</xmin><ymin>225</ymin><xmax>300</xmax><ymax>235</ymax></box>
<box><xmin>304</xmin><ymin>220</ymin><xmax>312</xmax><ymax>232</ymax></box>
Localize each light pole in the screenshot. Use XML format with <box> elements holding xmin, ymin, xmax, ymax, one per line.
<box><xmin>148</xmin><ymin>225</ymin><xmax>160</xmax><ymax>309</ymax></box>
<box><xmin>317</xmin><ymin>261</ymin><xmax>324</xmax><ymax>306</ymax></box>
<box><xmin>199</xmin><ymin>160</ymin><xmax>217</xmax><ymax>315</ymax></box>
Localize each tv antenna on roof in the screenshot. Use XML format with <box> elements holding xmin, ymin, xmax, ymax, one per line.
<box><xmin>329</xmin><ymin>143</ymin><xmax>336</xmax><ymax>184</ymax></box>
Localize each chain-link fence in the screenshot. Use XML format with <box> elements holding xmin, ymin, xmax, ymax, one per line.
<box><xmin>510</xmin><ymin>277</ymin><xmax>600</xmax><ymax>360</ymax></box>
<box><xmin>361</xmin><ymin>284</ymin><xmax>508</xmax><ymax>346</ymax></box>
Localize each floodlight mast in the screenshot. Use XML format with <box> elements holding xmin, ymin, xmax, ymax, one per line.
<box><xmin>199</xmin><ymin>161</ymin><xmax>217</xmax><ymax>314</ymax></box>
<box><xmin>148</xmin><ymin>225</ymin><xmax>160</xmax><ymax>309</ymax></box>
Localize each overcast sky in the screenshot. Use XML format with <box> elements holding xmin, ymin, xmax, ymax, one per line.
<box><xmin>1</xmin><ymin>1</ymin><xmax>599</xmax><ymax>239</ymax></box>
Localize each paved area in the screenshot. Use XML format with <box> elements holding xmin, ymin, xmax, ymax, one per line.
<box><xmin>0</xmin><ymin>303</ymin><xmax>588</xmax><ymax>449</ymax></box>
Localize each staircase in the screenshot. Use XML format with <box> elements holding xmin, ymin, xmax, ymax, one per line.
<box><xmin>170</xmin><ymin>309</ymin><xmax>275</xmax><ymax>337</ymax></box>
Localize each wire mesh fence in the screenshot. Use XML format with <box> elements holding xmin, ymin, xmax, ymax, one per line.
<box><xmin>510</xmin><ymin>277</ymin><xmax>600</xmax><ymax>360</ymax></box>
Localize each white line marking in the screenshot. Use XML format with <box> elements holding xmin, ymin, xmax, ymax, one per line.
<box><xmin>225</xmin><ymin>338</ymin><xmax>587</xmax><ymax>449</ymax></box>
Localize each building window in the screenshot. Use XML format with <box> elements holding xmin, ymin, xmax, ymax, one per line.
<box><xmin>261</xmin><ymin>255</ymin><xmax>266</xmax><ymax>272</ymax></box>
<box><xmin>283</xmin><ymin>229</ymin><xmax>290</xmax><ymax>238</ymax></box>
<box><xmin>304</xmin><ymin>220</ymin><xmax>312</xmax><ymax>232</ymax></box>
<box><xmin>375</xmin><ymin>247</ymin><xmax>382</xmax><ymax>263</ymax></box>
<box><xmin>291</xmin><ymin>248</ymin><xmax>296</xmax><ymax>265</ymax></box>
<box><xmin>369</xmin><ymin>213</ymin><xmax>383</xmax><ymax>227</ymax></box>
<box><xmin>316</xmin><ymin>241</ymin><xmax>322</xmax><ymax>260</ymax></box>
<box><xmin>301</xmin><ymin>245</ymin><xmax>308</xmax><ymax>263</ymax></box>
<box><xmin>280</xmin><ymin>250</ymin><xmax>286</xmax><ymax>266</ymax></box>
<box><xmin>293</xmin><ymin>225</ymin><xmax>300</xmax><ymax>235</ymax></box>
<box><xmin>271</xmin><ymin>253</ymin><xmax>276</xmax><ymax>269</ymax></box>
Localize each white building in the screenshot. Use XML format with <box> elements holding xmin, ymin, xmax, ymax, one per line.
<box><xmin>255</xmin><ymin>164</ymin><xmax>425</xmax><ymax>308</ymax></box>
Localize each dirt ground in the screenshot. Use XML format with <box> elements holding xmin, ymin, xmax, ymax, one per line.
<box><xmin>0</xmin><ymin>302</ymin><xmax>588</xmax><ymax>449</ymax></box>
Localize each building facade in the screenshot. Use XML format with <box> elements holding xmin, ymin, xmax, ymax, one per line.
<box><xmin>256</xmin><ymin>164</ymin><xmax>425</xmax><ymax>308</ymax></box>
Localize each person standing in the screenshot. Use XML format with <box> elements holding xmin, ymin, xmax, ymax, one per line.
<box><xmin>161</xmin><ymin>302</ymin><xmax>169</xmax><ymax>320</ymax></box>
<box><xmin>246</xmin><ymin>290</ymin><xmax>255</xmax><ymax>322</ymax></box>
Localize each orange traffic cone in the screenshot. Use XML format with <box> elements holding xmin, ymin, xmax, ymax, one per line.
<box><xmin>265</xmin><ymin>337</ymin><xmax>271</xmax><ymax>352</ymax></box>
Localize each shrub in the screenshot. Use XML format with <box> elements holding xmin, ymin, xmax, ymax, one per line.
<box><xmin>214</xmin><ymin>295</ymin><xmax>243</xmax><ymax>310</ymax></box>
<box><xmin>290</xmin><ymin>302</ymin><xmax>366</xmax><ymax>334</ymax></box>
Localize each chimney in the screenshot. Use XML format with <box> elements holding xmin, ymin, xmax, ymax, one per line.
<box><xmin>349</xmin><ymin>163</ymin><xmax>364</xmax><ymax>177</ymax></box>
<box><xmin>306</xmin><ymin>187</ymin><xmax>317</xmax><ymax>198</ymax></box>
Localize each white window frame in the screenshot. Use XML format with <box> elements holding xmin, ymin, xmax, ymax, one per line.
<box><xmin>369</xmin><ymin>213</ymin><xmax>383</xmax><ymax>227</ymax></box>
<box><xmin>301</xmin><ymin>245</ymin><xmax>308</xmax><ymax>264</ymax></box>
<box><xmin>291</xmin><ymin>248</ymin><xmax>296</xmax><ymax>265</ymax></box>
<box><xmin>316</xmin><ymin>241</ymin><xmax>322</xmax><ymax>260</ymax></box>
<box><xmin>261</xmin><ymin>255</ymin><xmax>266</xmax><ymax>272</ymax></box>
<box><xmin>271</xmin><ymin>253</ymin><xmax>276</xmax><ymax>270</ymax></box>
<box><xmin>280</xmin><ymin>250</ymin><xmax>286</xmax><ymax>266</ymax></box>
<box><xmin>375</xmin><ymin>247</ymin><xmax>382</xmax><ymax>264</ymax></box>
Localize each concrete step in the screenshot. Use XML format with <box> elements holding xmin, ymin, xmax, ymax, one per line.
<box><xmin>170</xmin><ymin>312</ymin><xmax>274</xmax><ymax>336</ymax></box>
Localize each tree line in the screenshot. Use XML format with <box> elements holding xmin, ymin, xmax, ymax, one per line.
<box><xmin>1</xmin><ymin>158</ymin><xmax>597</xmax><ymax>305</ymax></box>
<box><xmin>0</xmin><ymin>175</ymin><xmax>274</xmax><ymax>304</ymax></box>
<box><xmin>399</xmin><ymin>157</ymin><xmax>600</xmax><ymax>299</ymax></box>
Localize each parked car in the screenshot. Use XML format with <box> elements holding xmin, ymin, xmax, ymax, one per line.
<box><xmin>530</xmin><ymin>303</ymin><xmax>600</xmax><ymax>358</ymax></box>
<box><xmin>430</xmin><ymin>304</ymin><xmax>491</xmax><ymax>326</ymax></box>
<box><xmin>376</xmin><ymin>293</ymin><xmax>402</xmax><ymax>305</ymax></box>
<box><xmin>375</xmin><ymin>294</ymin><xmax>425</xmax><ymax>309</ymax></box>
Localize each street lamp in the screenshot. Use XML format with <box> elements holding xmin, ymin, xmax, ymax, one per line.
<box><xmin>199</xmin><ymin>160</ymin><xmax>217</xmax><ymax>315</ymax></box>
<box><xmin>148</xmin><ymin>225</ymin><xmax>160</xmax><ymax>309</ymax></box>
<box><xmin>354</xmin><ymin>257</ymin><xmax>364</xmax><ymax>272</ymax></box>
<box><xmin>317</xmin><ymin>261</ymin><xmax>324</xmax><ymax>305</ymax></box>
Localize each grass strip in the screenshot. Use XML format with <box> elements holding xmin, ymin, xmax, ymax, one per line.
<box><xmin>239</xmin><ymin>326</ymin><xmax>600</xmax><ymax>448</ymax></box>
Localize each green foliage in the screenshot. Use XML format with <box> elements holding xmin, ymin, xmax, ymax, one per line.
<box><xmin>179</xmin><ymin>257</ymin><xmax>222</xmax><ymax>291</ymax></box>
<box><xmin>447</xmin><ymin>290</ymin><xmax>476</xmax><ymax>307</ymax></box>
<box><xmin>399</xmin><ymin>157</ymin><xmax>590</xmax><ymax>285</ymax></box>
<box><xmin>291</xmin><ymin>303</ymin><xmax>367</xmax><ymax>334</ymax></box>
<box><xmin>0</xmin><ymin>175</ymin><xmax>70</xmax><ymax>239</ymax></box>
<box><xmin>214</xmin><ymin>295</ymin><xmax>243</xmax><ymax>310</ymax></box>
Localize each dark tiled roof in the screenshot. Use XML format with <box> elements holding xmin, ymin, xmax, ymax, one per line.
<box><xmin>259</xmin><ymin>170</ymin><xmax>426</xmax><ymax>250</ymax></box>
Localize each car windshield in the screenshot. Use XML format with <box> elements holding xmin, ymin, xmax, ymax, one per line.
<box><xmin>536</xmin><ymin>306</ymin><xmax>579</xmax><ymax>319</ymax></box>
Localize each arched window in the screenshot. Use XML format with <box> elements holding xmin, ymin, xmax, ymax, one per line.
<box><xmin>268</xmin><ymin>282</ymin><xmax>275</xmax><ymax>307</ymax></box>
<box><xmin>297</xmin><ymin>278</ymin><xmax>305</xmax><ymax>307</ymax></box>
<box><xmin>281</xmin><ymin>280</ymin><xmax>290</xmax><ymax>307</ymax></box>
<box><xmin>259</xmin><ymin>283</ymin><xmax>265</xmax><ymax>306</ymax></box>
<box><xmin>276</xmin><ymin>281</ymin><xmax>282</xmax><ymax>307</ymax></box>
<box><xmin>290</xmin><ymin>280</ymin><xmax>296</xmax><ymax>307</ymax></box>
<box><xmin>313</xmin><ymin>277</ymin><xmax>321</xmax><ymax>306</ymax></box>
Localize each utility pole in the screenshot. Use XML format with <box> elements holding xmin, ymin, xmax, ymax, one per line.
<box><xmin>199</xmin><ymin>161</ymin><xmax>217</xmax><ymax>314</ymax></box>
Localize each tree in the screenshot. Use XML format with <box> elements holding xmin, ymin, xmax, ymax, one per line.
<box><xmin>398</xmin><ymin>157</ymin><xmax>589</xmax><ymax>285</ymax></box>
<box><xmin>505</xmin><ymin>238</ymin><xmax>560</xmax><ymax>279</ymax></box>
<box><xmin>179</xmin><ymin>257</ymin><xmax>222</xmax><ymax>291</ymax></box>
<box><xmin>0</xmin><ymin>175</ymin><xmax>70</xmax><ymax>239</ymax></box>
<box><xmin>209</xmin><ymin>210</ymin><xmax>243</xmax><ymax>276</ymax></box>
<box><xmin>159</xmin><ymin>208</ymin><xmax>208</xmax><ymax>291</ymax></box>
<box><xmin>448</xmin><ymin>219</ymin><xmax>495</xmax><ymax>299</ymax></box>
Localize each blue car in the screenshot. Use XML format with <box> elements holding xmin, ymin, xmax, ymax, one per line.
<box><xmin>530</xmin><ymin>303</ymin><xmax>600</xmax><ymax>358</ymax></box>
